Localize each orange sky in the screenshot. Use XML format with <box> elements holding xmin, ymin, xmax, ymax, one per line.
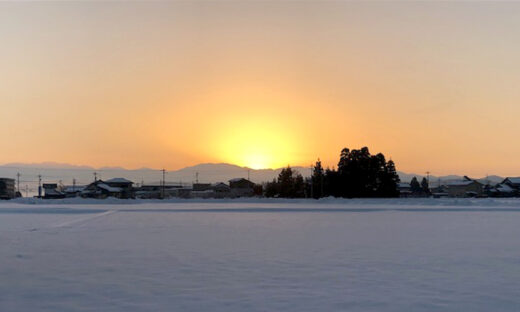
<box><xmin>1</xmin><ymin>2</ymin><xmax>520</xmax><ymax>176</ymax></box>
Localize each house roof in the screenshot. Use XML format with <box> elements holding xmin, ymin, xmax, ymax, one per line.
<box><xmin>496</xmin><ymin>183</ymin><xmax>515</xmax><ymax>193</ymax></box>
<box><xmin>229</xmin><ymin>178</ymin><xmax>248</xmax><ymax>183</ymax></box>
<box><xmin>97</xmin><ymin>183</ymin><xmax>122</xmax><ymax>192</ymax></box>
<box><xmin>105</xmin><ymin>178</ymin><xmax>133</xmax><ymax>184</ymax></box>
<box><xmin>445</xmin><ymin>180</ymin><xmax>478</xmax><ymax>187</ymax></box>
<box><xmin>63</xmin><ymin>185</ymin><xmax>86</xmax><ymax>192</ymax></box>
<box><xmin>504</xmin><ymin>177</ymin><xmax>520</xmax><ymax>185</ymax></box>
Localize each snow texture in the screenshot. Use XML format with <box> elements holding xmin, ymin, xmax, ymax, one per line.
<box><xmin>1</xmin><ymin>198</ymin><xmax>520</xmax><ymax>311</ymax></box>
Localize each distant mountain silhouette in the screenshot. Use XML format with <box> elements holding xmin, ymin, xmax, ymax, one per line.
<box><xmin>3</xmin><ymin>162</ymin><xmax>94</xmax><ymax>170</ymax></box>
<box><xmin>398</xmin><ymin>171</ymin><xmax>504</xmax><ymax>186</ymax></box>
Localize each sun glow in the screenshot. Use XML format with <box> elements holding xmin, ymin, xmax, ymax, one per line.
<box><xmin>215</xmin><ymin>122</ymin><xmax>298</xmax><ymax>169</ymax></box>
<box><xmin>175</xmin><ymin>85</ymin><xmax>315</xmax><ymax>170</ymax></box>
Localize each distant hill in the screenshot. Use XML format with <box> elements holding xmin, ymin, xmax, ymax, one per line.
<box><xmin>398</xmin><ymin>172</ymin><xmax>504</xmax><ymax>186</ymax></box>
<box><xmin>3</xmin><ymin>162</ymin><xmax>94</xmax><ymax>170</ymax></box>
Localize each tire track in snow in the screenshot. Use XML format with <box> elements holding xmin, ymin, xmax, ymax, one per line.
<box><xmin>51</xmin><ymin>210</ymin><xmax>117</xmax><ymax>228</ymax></box>
<box><xmin>27</xmin><ymin>210</ymin><xmax>117</xmax><ymax>232</ymax></box>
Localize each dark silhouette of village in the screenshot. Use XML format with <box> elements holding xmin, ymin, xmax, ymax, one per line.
<box><xmin>1</xmin><ymin>147</ymin><xmax>519</xmax><ymax>200</ymax></box>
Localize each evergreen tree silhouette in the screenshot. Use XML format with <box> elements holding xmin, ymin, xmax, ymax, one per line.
<box><xmin>421</xmin><ymin>177</ymin><xmax>430</xmax><ymax>195</ymax></box>
<box><xmin>312</xmin><ymin>159</ymin><xmax>324</xmax><ymax>198</ymax></box>
<box><xmin>410</xmin><ymin>177</ymin><xmax>422</xmax><ymax>194</ymax></box>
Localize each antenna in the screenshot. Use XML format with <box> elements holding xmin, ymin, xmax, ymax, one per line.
<box><xmin>38</xmin><ymin>174</ymin><xmax>42</xmax><ymax>198</ymax></box>
<box><xmin>161</xmin><ymin>169</ymin><xmax>166</xmax><ymax>199</ymax></box>
<box><xmin>310</xmin><ymin>163</ymin><xmax>314</xmax><ymax>199</ymax></box>
<box><xmin>16</xmin><ymin>172</ymin><xmax>20</xmax><ymax>193</ymax></box>
<box><xmin>247</xmin><ymin>169</ymin><xmax>250</xmax><ymax>181</ymax></box>
<box><xmin>196</xmin><ymin>172</ymin><xmax>199</xmax><ymax>184</ymax></box>
<box><xmin>93</xmin><ymin>172</ymin><xmax>97</xmax><ymax>182</ymax></box>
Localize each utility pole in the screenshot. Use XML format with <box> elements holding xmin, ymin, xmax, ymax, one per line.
<box><xmin>16</xmin><ymin>172</ymin><xmax>20</xmax><ymax>193</ymax></box>
<box><xmin>38</xmin><ymin>174</ymin><xmax>42</xmax><ymax>198</ymax></box>
<box><xmin>310</xmin><ymin>164</ymin><xmax>314</xmax><ymax>199</ymax></box>
<box><xmin>247</xmin><ymin>169</ymin><xmax>250</xmax><ymax>181</ymax></box>
<box><xmin>161</xmin><ymin>169</ymin><xmax>166</xmax><ymax>199</ymax></box>
<box><xmin>321</xmin><ymin>170</ymin><xmax>324</xmax><ymax>198</ymax></box>
<box><xmin>195</xmin><ymin>172</ymin><xmax>199</xmax><ymax>184</ymax></box>
<box><xmin>25</xmin><ymin>185</ymin><xmax>28</xmax><ymax>198</ymax></box>
<box><xmin>73</xmin><ymin>178</ymin><xmax>76</xmax><ymax>192</ymax></box>
<box><xmin>93</xmin><ymin>172</ymin><xmax>97</xmax><ymax>182</ymax></box>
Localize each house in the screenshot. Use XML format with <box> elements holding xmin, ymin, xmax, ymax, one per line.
<box><xmin>193</xmin><ymin>183</ymin><xmax>212</xmax><ymax>192</ymax></box>
<box><xmin>135</xmin><ymin>184</ymin><xmax>183</xmax><ymax>199</ymax></box>
<box><xmin>104</xmin><ymin>178</ymin><xmax>134</xmax><ymax>198</ymax></box>
<box><xmin>501</xmin><ymin>177</ymin><xmax>520</xmax><ymax>191</ymax></box>
<box><xmin>81</xmin><ymin>179</ymin><xmax>134</xmax><ymax>199</ymax></box>
<box><xmin>42</xmin><ymin>183</ymin><xmax>65</xmax><ymax>199</ymax></box>
<box><xmin>191</xmin><ymin>189</ymin><xmax>215</xmax><ymax>198</ymax></box>
<box><xmin>212</xmin><ymin>182</ymin><xmax>231</xmax><ymax>198</ymax></box>
<box><xmin>189</xmin><ymin>182</ymin><xmax>232</xmax><ymax>198</ymax></box>
<box><xmin>0</xmin><ymin>178</ymin><xmax>16</xmax><ymax>200</ymax></box>
<box><xmin>229</xmin><ymin>178</ymin><xmax>256</xmax><ymax>197</ymax></box>
<box><xmin>398</xmin><ymin>183</ymin><xmax>412</xmax><ymax>197</ymax></box>
<box><xmin>489</xmin><ymin>183</ymin><xmax>516</xmax><ymax>197</ymax></box>
<box><xmin>444</xmin><ymin>176</ymin><xmax>483</xmax><ymax>197</ymax></box>
<box><xmin>62</xmin><ymin>185</ymin><xmax>86</xmax><ymax>198</ymax></box>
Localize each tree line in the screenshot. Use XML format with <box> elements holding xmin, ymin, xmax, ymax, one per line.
<box><xmin>264</xmin><ymin>147</ymin><xmax>401</xmax><ymax>198</ymax></box>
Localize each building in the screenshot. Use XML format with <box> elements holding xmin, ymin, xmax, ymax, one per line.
<box><xmin>229</xmin><ymin>178</ymin><xmax>256</xmax><ymax>197</ymax></box>
<box><xmin>62</xmin><ymin>185</ymin><xmax>86</xmax><ymax>198</ymax></box>
<box><xmin>0</xmin><ymin>178</ymin><xmax>16</xmax><ymax>200</ymax></box>
<box><xmin>42</xmin><ymin>183</ymin><xmax>65</xmax><ymax>199</ymax></box>
<box><xmin>104</xmin><ymin>178</ymin><xmax>134</xmax><ymax>198</ymax></box>
<box><xmin>192</xmin><ymin>183</ymin><xmax>212</xmax><ymax>192</ymax></box>
<box><xmin>489</xmin><ymin>183</ymin><xmax>516</xmax><ymax>197</ymax></box>
<box><xmin>135</xmin><ymin>184</ymin><xmax>183</xmax><ymax>199</ymax></box>
<box><xmin>398</xmin><ymin>183</ymin><xmax>412</xmax><ymax>197</ymax></box>
<box><xmin>444</xmin><ymin>176</ymin><xmax>483</xmax><ymax>197</ymax></box>
<box><xmin>212</xmin><ymin>182</ymin><xmax>231</xmax><ymax>198</ymax></box>
<box><xmin>501</xmin><ymin>177</ymin><xmax>520</xmax><ymax>191</ymax></box>
<box><xmin>81</xmin><ymin>178</ymin><xmax>135</xmax><ymax>199</ymax></box>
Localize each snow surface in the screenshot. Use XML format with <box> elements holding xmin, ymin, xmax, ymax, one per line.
<box><xmin>2</xmin><ymin>198</ymin><xmax>520</xmax><ymax>311</ymax></box>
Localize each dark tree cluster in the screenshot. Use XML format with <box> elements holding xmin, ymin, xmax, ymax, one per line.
<box><xmin>322</xmin><ymin>147</ymin><xmax>400</xmax><ymax>198</ymax></box>
<box><xmin>410</xmin><ymin>176</ymin><xmax>430</xmax><ymax>196</ymax></box>
<box><xmin>264</xmin><ymin>166</ymin><xmax>306</xmax><ymax>198</ymax></box>
<box><xmin>266</xmin><ymin>147</ymin><xmax>401</xmax><ymax>198</ymax></box>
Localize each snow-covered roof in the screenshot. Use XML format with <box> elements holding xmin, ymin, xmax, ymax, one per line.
<box><xmin>504</xmin><ymin>177</ymin><xmax>520</xmax><ymax>185</ymax></box>
<box><xmin>398</xmin><ymin>183</ymin><xmax>411</xmax><ymax>188</ymax></box>
<box><xmin>105</xmin><ymin>178</ymin><xmax>133</xmax><ymax>184</ymax></box>
<box><xmin>445</xmin><ymin>180</ymin><xmax>475</xmax><ymax>187</ymax></box>
<box><xmin>229</xmin><ymin>178</ymin><xmax>248</xmax><ymax>183</ymax></box>
<box><xmin>191</xmin><ymin>190</ymin><xmax>214</xmax><ymax>194</ymax></box>
<box><xmin>97</xmin><ymin>183</ymin><xmax>122</xmax><ymax>192</ymax></box>
<box><xmin>496</xmin><ymin>184</ymin><xmax>515</xmax><ymax>193</ymax></box>
<box><xmin>44</xmin><ymin>189</ymin><xmax>64</xmax><ymax>196</ymax></box>
<box><xmin>63</xmin><ymin>186</ymin><xmax>86</xmax><ymax>193</ymax></box>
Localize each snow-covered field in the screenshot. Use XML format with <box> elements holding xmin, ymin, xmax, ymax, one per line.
<box><xmin>2</xmin><ymin>198</ymin><xmax>520</xmax><ymax>311</ymax></box>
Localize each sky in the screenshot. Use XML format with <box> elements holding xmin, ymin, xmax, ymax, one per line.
<box><xmin>1</xmin><ymin>1</ymin><xmax>520</xmax><ymax>176</ymax></box>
